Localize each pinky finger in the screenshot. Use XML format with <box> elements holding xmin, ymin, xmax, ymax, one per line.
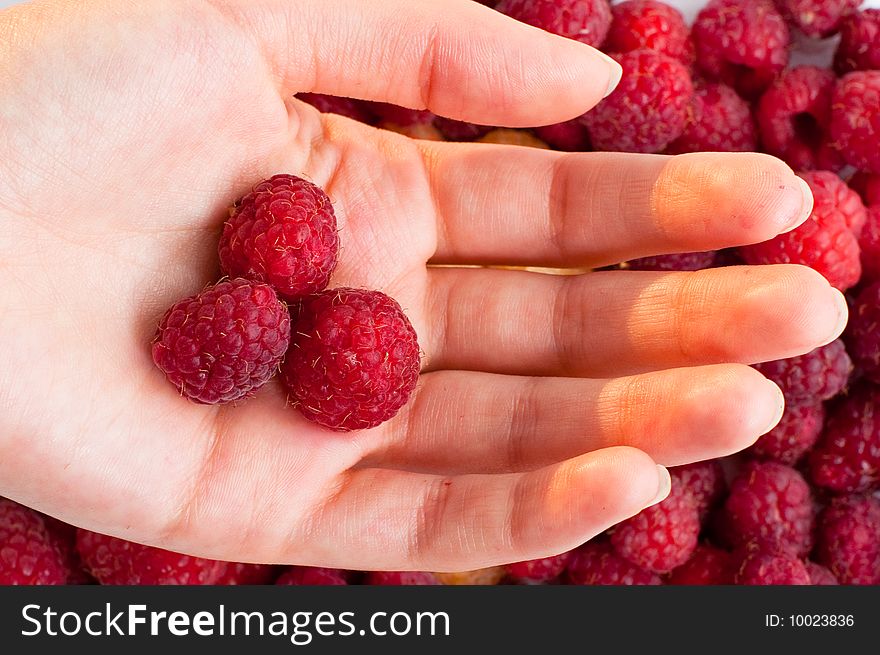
<box><xmin>303</xmin><ymin>447</ymin><xmax>668</xmax><ymax>571</ymax></box>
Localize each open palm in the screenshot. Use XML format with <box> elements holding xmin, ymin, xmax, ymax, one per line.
<box><xmin>0</xmin><ymin>0</ymin><xmax>847</xmax><ymax>571</ymax></box>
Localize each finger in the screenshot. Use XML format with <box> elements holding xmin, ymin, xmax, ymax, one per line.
<box><xmin>306</xmin><ymin>447</ymin><xmax>665</xmax><ymax>570</ymax></box>
<box><xmin>423</xmin><ymin>149</ymin><xmax>813</xmax><ymax>267</ymax></box>
<box><xmin>219</xmin><ymin>0</ymin><xmax>620</xmax><ymax>126</ymax></box>
<box><xmin>425</xmin><ymin>265</ymin><xmax>847</xmax><ymax>377</ymax></box>
<box><xmin>367</xmin><ymin>366</ymin><xmax>783</xmax><ymax>475</ymax></box>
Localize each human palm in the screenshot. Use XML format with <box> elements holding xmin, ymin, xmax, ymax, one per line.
<box><xmin>0</xmin><ymin>0</ymin><xmax>847</xmax><ymax>571</ymax></box>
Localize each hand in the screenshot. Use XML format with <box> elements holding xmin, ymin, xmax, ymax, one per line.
<box><xmin>0</xmin><ymin>0</ymin><xmax>846</xmax><ymax>571</ymax></box>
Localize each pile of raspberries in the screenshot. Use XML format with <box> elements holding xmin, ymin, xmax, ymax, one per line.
<box><xmin>3</xmin><ymin>0</ymin><xmax>880</xmax><ymax>586</ymax></box>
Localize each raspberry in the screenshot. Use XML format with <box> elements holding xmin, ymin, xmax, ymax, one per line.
<box><xmin>0</xmin><ymin>499</ymin><xmax>70</xmax><ymax>585</ymax></box>
<box><xmin>604</xmin><ymin>1</ymin><xmax>693</xmax><ymax>65</ymax></box>
<box><xmin>432</xmin><ymin>117</ymin><xmax>492</xmax><ymax>142</ymax></box>
<box><xmin>667</xmin><ymin>544</ymin><xmax>733</xmax><ymax>585</ymax></box>
<box><xmin>42</xmin><ymin>515</ymin><xmax>91</xmax><ymax>584</ymax></box>
<box><xmin>835</xmin><ymin>10</ymin><xmax>880</xmax><ymax>75</ymax></box>
<box><xmin>624</xmin><ymin>251</ymin><xmax>717</xmax><ymax>272</ymax></box>
<box><xmin>609</xmin><ymin>481</ymin><xmax>700</xmax><ymax>573</ymax></box>
<box><xmin>667</xmin><ymin>82</ymin><xmax>757</xmax><ymax>154</ymax></box>
<box><xmin>281</xmin><ymin>288</ymin><xmax>420</xmax><ymax>431</ymax></box>
<box><xmin>756</xmin><ymin>67</ymin><xmax>837</xmax><ymax>172</ymax></box>
<box><xmin>276</xmin><ymin>567</ymin><xmax>349</xmax><ymax>585</ymax></box>
<box><xmin>477</xmin><ymin>129</ymin><xmax>549</xmax><ymax>149</ymax></box>
<box><xmin>775</xmin><ymin>0</ymin><xmax>862</xmax><ymax>38</ymax></box>
<box><xmin>859</xmin><ymin>206</ymin><xmax>880</xmax><ymax>282</ymax></box>
<box><xmin>433</xmin><ymin>567</ymin><xmax>506</xmax><ymax>585</ymax></box>
<box><xmin>810</xmin><ymin>384</ymin><xmax>880</xmax><ymax>493</ymax></box>
<box><xmin>151</xmin><ymin>279</ymin><xmax>290</xmax><ymax>405</ymax></box>
<box><xmin>363</xmin><ymin>571</ymin><xmax>440</xmax><ymax>585</ymax></box>
<box><xmin>215</xmin><ymin>563</ymin><xmax>277</xmax><ymax>585</ymax></box>
<box><xmin>849</xmin><ymin>170</ymin><xmax>880</xmax><ymax>206</ymax></box>
<box><xmin>732</xmin><ymin>544</ymin><xmax>811</xmax><ymax>585</ymax></box>
<box><xmin>368</xmin><ymin>103</ymin><xmax>434</xmax><ymax>127</ymax></box>
<box><xmin>495</xmin><ymin>0</ymin><xmax>612</xmax><ymax>48</ymax></box>
<box><xmin>76</xmin><ymin>530</ymin><xmax>227</xmax><ymax>585</ymax></box>
<box><xmin>815</xmin><ymin>494</ymin><xmax>880</xmax><ymax>585</ymax></box>
<box><xmin>805</xmin><ymin>561</ymin><xmax>839</xmax><ymax>585</ymax></box>
<box><xmin>831</xmin><ymin>72</ymin><xmax>880</xmax><ymax>174</ymax></box>
<box><xmin>753</xmin><ymin>339</ymin><xmax>852</xmax><ymax>404</ymax></box>
<box><xmin>296</xmin><ymin>94</ymin><xmax>374</xmax><ymax>124</ymax></box>
<box><xmin>505</xmin><ymin>552</ymin><xmax>572</xmax><ymax>584</ymax></box>
<box><xmin>716</xmin><ymin>461</ymin><xmax>814</xmax><ymax>556</ymax></box>
<box><xmin>802</xmin><ymin>171</ymin><xmax>867</xmax><ymax>234</ymax></box>
<box><xmin>565</xmin><ymin>541</ymin><xmax>662</xmax><ymax>585</ymax></box>
<box><xmin>847</xmin><ymin>283</ymin><xmax>880</xmax><ymax>384</ymax></box>
<box><xmin>669</xmin><ymin>460</ymin><xmax>726</xmax><ymax>520</ymax></box>
<box><xmin>581</xmin><ymin>49</ymin><xmax>693</xmax><ymax>154</ymax></box>
<box><xmin>533</xmin><ymin>119</ymin><xmax>592</xmax><ymax>151</ymax></box>
<box><xmin>746</xmin><ymin>400</ymin><xmax>825</xmax><ymax>465</ymax></box>
<box><xmin>737</xmin><ymin>182</ymin><xmax>862</xmax><ymax>291</ymax></box>
<box><xmin>692</xmin><ymin>0</ymin><xmax>790</xmax><ymax>98</ymax></box>
<box><xmin>219</xmin><ymin>174</ymin><xmax>339</xmax><ymax>301</ymax></box>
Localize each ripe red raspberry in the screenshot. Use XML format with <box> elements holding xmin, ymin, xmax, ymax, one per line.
<box><xmin>610</xmin><ymin>481</ymin><xmax>700</xmax><ymax>573</ymax></box>
<box><xmin>692</xmin><ymin>0</ymin><xmax>790</xmax><ymax>99</ymax></box>
<box><xmin>495</xmin><ymin>0</ymin><xmax>612</xmax><ymax>48</ymax></box>
<box><xmin>281</xmin><ymin>288</ymin><xmax>420</xmax><ymax>431</ymax></box>
<box><xmin>296</xmin><ymin>93</ymin><xmax>374</xmax><ymax>124</ymax></box>
<box><xmin>849</xmin><ymin>170</ymin><xmax>880</xmax><ymax>206</ymax></box>
<box><xmin>534</xmin><ymin>119</ymin><xmax>591</xmax><ymax>151</ymax></box>
<box><xmin>215</xmin><ymin>563</ymin><xmax>277</xmax><ymax>585</ymax></box>
<box><xmin>669</xmin><ymin>460</ymin><xmax>726</xmax><ymax>520</ymax></box>
<box><xmin>667</xmin><ymin>544</ymin><xmax>733</xmax><ymax>585</ymax></box>
<box><xmin>835</xmin><ymin>9</ymin><xmax>880</xmax><ymax>75</ymax></box>
<box><xmin>0</xmin><ymin>499</ymin><xmax>71</xmax><ymax>585</ymax></box>
<box><xmin>41</xmin><ymin>515</ymin><xmax>91</xmax><ymax>584</ymax></box>
<box><xmin>737</xmin><ymin>181</ymin><xmax>862</xmax><ymax>291</ymax></box>
<box><xmin>565</xmin><ymin>541</ymin><xmax>662</xmax><ymax>585</ymax></box>
<box><xmin>846</xmin><ymin>283</ymin><xmax>880</xmax><ymax>384</ymax></box>
<box><xmin>753</xmin><ymin>339</ymin><xmax>852</xmax><ymax>404</ymax></box>
<box><xmin>432</xmin><ymin>117</ymin><xmax>492</xmax><ymax>142</ymax></box>
<box><xmin>831</xmin><ymin>72</ymin><xmax>880</xmax><ymax>174</ymax></box>
<box><xmin>810</xmin><ymin>384</ymin><xmax>880</xmax><ymax>493</ymax></box>
<box><xmin>363</xmin><ymin>571</ymin><xmax>440</xmax><ymax>585</ymax></box>
<box><xmin>805</xmin><ymin>561</ymin><xmax>839</xmax><ymax>585</ymax></box>
<box><xmin>624</xmin><ymin>251</ymin><xmax>717</xmax><ymax>272</ymax></box>
<box><xmin>746</xmin><ymin>401</ymin><xmax>825</xmax><ymax>466</ymax></box>
<box><xmin>76</xmin><ymin>530</ymin><xmax>227</xmax><ymax>585</ymax></box>
<box><xmin>151</xmin><ymin>279</ymin><xmax>290</xmax><ymax>405</ymax></box>
<box><xmin>581</xmin><ymin>49</ymin><xmax>693</xmax><ymax>153</ymax></box>
<box><xmin>667</xmin><ymin>82</ymin><xmax>757</xmax><ymax>154</ymax></box>
<box><xmin>732</xmin><ymin>544</ymin><xmax>811</xmax><ymax>585</ymax></box>
<box><xmin>717</xmin><ymin>461</ymin><xmax>814</xmax><ymax>556</ymax></box>
<box><xmin>505</xmin><ymin>552</ymin><xmax>572</xmax><ymax>584</ymax></box>
<box><xmin>604</xmin><ymin>1</ymin><xmax>693</xmax><ymax>65</ymax></box>
<box><xmin>276</xmin><ymin>567</ymin><xmax>349</xmax><ymax>585</ymax></box>
<box><xmin>756</xmin><ymin>67</ymin><xmax>837</xmax><ymax>172</ymax></box>
<box><xmin>368</xmin><ymin>103</ymin><xmax>434</xmax><ymax>127</ymax></box>
<box><xmin>802</xmin><ymin>170</ymin><xmax>867</xmax><ymax>234</ymax></box>
<box><xmin>859</xmin><ymin>206</ymin><xmax>880</xmax><ymax>282</ymax></box>
<box><xmin>219</xmin><ymin>174</ymin><xmax>339</xmax><ymax>301</ymax></box>
<box><xmin>775</xmin><ymin>0</ymin><xmax>862</xmax><ymax>38</ymax></box>
<box><xmin>815</xmin><ymin>494</ymin><xmax>880</xmax><ymax>585</ymax></box>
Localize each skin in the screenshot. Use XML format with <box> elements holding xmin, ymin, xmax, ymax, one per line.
<box><xmin>0</xmin><ymin>0</ymin><xmax>847</xmax><ymax>571</ymax></box>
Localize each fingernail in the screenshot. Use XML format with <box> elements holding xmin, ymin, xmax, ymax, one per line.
<box><xmin>762</xmin><ymin>380</ymin><xmax>786</xmax><ymax>435</ymax></box>
<box><xmin>781</xmin><ymin>177</ymin><xmax>814</xmax><ymax>234</ymax></box>
<box><xmin>822</xmin><ymin>288</ymin><xmax>850</xmax><ymax>344</ymax></box>
<box><xmin>595</xmin><ymin>51</ymin><xmax>623</xmax><ymax>98</ymax></box>
<box><xmin>647</xmin><ymin>465</ymin><xmax>671</xmax><ymax>507</ymax></box>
